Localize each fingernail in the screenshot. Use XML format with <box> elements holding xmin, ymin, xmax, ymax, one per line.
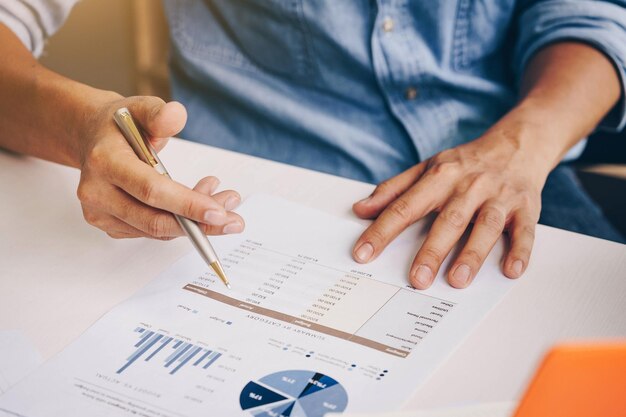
<box><xmin>204</xmin><ymin>209</ymin><xmax>227</xmax><ymax>225</ymax></box>
<box><xmin>225</xmin><ymin>196</ymin><xmax>240</xmax><ymax>211</ymax></box>
<box><xmin>357</xmin><ymin>196</ymin><xmax>372</xmax><ymax>205</ymax></box>
<box><xmin>223</xmin><ymin>221</ymin><xmax>244</xmax><ymax>234</ymax></box>
<box><xmin>412</xmin><ymin>265</ymin><xmax>433</xmax><ymax>288</ymax></box>
<box><xmin>354</xmin><ymin>242</ymin><xmax>374</xmax><ymax>263</ymax></box>
<box><xmin>511</xmin><ymin>259</ymin><xmax>523</xmax><ymax>277</ymax></box>
<box><xmin>451</xmin><ymin>264</ymin><xmax>471</xmax><ymax>287</ymax></box>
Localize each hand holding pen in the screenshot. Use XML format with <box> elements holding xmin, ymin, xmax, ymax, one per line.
<box><xmin>74</xmin><ymin>98</ymin><xmax>244</xmax><ymax>284</ymax></box>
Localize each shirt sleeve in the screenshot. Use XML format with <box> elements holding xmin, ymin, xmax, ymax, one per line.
<box><xmin>0</xmin><ymin>0</ymin><xmax>78</xmax><ymax>57</ymax></box>
<box><xmin>514</xmin><ymin>0</ymin><xmax>626</xmax><ymax>132</ymax></box>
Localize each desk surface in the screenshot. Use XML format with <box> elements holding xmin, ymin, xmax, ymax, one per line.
<box><xmin>1</xmin><ymin>139</ymin><xmax>625</xmax><ymax>409</ymax></box>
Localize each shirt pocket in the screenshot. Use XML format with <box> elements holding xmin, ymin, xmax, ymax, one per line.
<box><xmin>168</xmin><ymin>0</ymin><xmax>313</xmax><ymax>80</ymax></box>
<box><xmin>452</xmin><ymin>0</ymin><xmax>516</xmax><ymax>71</ymax></box>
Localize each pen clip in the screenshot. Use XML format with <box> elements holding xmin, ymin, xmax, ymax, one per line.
<box><xmin>114</xmin><ymin>108</ymin><xmax>159</xmax><ymax>167</ymax></box>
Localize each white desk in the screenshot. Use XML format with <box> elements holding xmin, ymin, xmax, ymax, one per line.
<box><xmin>1</xmin><ymin>139</ymin><xmax>625</xmax><ymax>409</ymax></box>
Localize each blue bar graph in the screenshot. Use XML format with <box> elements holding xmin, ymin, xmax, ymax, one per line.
<box><xmin>203</xmin><ymin>352</ymin><xmax>222</xmax><ymax>369</ymax></box>
<box><xmin>117</xmin><ymin>327</ymin><xmax>222</xmax><ymax>375</ymax></box>
<box><xmin>193</xmin><ymin>349</ymin><xmax>212</xmax><ymax>366</ymax></box>
<box><xmin>145</xmin><ymin>336</ymin><xmax>172</xmax><ymax>361</ymax></box>
<box><xmin>135</xmin><ymin>330</ymin><xmax>154</xmax><ymax>347</ymax></box>
<box><xmin>165</xmin><ymin>344</ymin><xmax>191</xmax><ymax>368</ymax></box>
<box><xmin>171</xmin><ymin>346</ymin><xmax>202</xmax><ymax>375</ymax></box>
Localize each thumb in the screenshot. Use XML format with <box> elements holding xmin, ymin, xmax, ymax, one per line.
<box><xmin>126</xmin><ymin>97</ymin><xmax>187</xmax><ymax>152</ymax></box>
<box><xmin>353</xmin><ymin>162</ymin><xmax>427</xmax><ymax>219</ymax></box>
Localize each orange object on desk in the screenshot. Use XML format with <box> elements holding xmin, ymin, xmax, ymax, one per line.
<box><xmin>513</xmin><ymin>342</ymin><xmax>626</xmax><ymax>417</ymax></box>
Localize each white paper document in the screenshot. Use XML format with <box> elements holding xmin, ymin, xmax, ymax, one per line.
<box><xmin>329</xmin><ymin>401</ymin><xmax>515</xmax><ymax>417</ymax></box>
<box><xmin>0</xmin><ymin>194</ymin><xmax>515</xmax><ymax>417</ymax></box>
<box><xmin>0</xmin><ymin>331</ymin><xmax>42</xmax><ymax>394</ymax></box>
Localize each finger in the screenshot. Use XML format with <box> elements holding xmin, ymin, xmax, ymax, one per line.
<box><xmin>353</xmin><ymin>162</ymin><xmax>427</xmax><ymax>219</ymax></box>
<box><xmin>192</xmin><ymin>177</ymin><xmax>241</xmax><ymax>211</ymax></box>
<box><xmin>193</xmin><ymin>176</ymin><xmax>221</xmax><ymax>196</ymax></box>
<box><xmin>106</xmin><ymin>229</ymin><xmax>174</xmax><ymax>241</ymax></box>
<box><xmin>112</xmin><ymin>199</ymin><xmax>243</xmax><ymax>237</ymax></box>
<box><xmin>409</xmin><ymin>195</ymin><xmax>480</xmax><ymax>289</ymax></box>
<box><xmin>448</xmin><ymin>203</ymin><xmax>507</xmax><ymax>288</ymax></box>
<box><xmin>149</xmin><ymin>136</ymin><xmax>170</xmax><ymax>153</ymax></box>
<box><xmin>201</xmin><ymin>189</ymin><xmax>244</xmax><ymax>233</ymax></box>
<box><xmin>201</xmin><ymin>213</ymin><xmax>245</xmax><ymax>235</ymax></box>
<box><xmin>352</xmin><ymin>174</ymin><xmax>451</xmax><ymax>264</ymax></box>
<box><xmin>105</xmin><ymin>223</ymin><xmax>156</xmax><ymax>239</ymax></box>
<box><xmin>82</xmin><ymin>185</ymin><xmax>182</xmax><ymax>238</ymax></box>
<box><xmin>81</xmin><ymin>206</ymin><xmax>149</xmax><ymax>238</ymax></box>
<box><xmin>211</xmin><ymin>190</ymin><xmax>242</xmax><ymax>211</ymax></box>
<box><xmin>107</xmin><ymin>155</ymin><xmax>230</xmax><ymax>226</ymax></box>
<box><xmin>106</xmin><ymin>231</ymin><xmax>141</xmax><ymax>239</ymax></box>
<box><xmin>101</xmin><ymin>183</ymin><xmax>244</xmax><ymax>238</ymax></box>
<box><xmin>126</xmin><ymin>98</ymin><xmax>187</xmax><ymax>151</ymax></box>
<box><xmin>503</xmin><ymin>212</ymin><xmax>537</xmax><ymax>279</ymax></box>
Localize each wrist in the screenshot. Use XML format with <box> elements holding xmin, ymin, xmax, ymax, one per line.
<box><xmin>484</xmin><ymin>99</ymin><xmax>574</xmax><ymax>174</ymax></box>
<box><xmin>22</xmin><ymin>61</ymin><xmax>125</xmax><ymax>168</ymax></box>
<box><xmin>64</xmin><ymin>83</ymin><xmax>124</xmax><ymax>168</ymax></box>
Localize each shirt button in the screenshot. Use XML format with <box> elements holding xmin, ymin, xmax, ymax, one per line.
<box><xmin>382</xmin><ymin>17</ymin><xmax>394</xmax><ymax>33</ymax></box>
<box><xmin>405</xmin><ymin>87</ymin><xmax>418</xmax><ymax>100</ymax></box>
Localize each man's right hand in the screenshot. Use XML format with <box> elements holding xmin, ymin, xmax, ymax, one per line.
<box><xmin>76</xmin><ymin>96</ymin><xmax>245</xmax><ymax>240</ymax></box>
<box><xmin>0</xmin><ymin>25</ymin><xmax>244</xmax><ymax>241</ymax></box>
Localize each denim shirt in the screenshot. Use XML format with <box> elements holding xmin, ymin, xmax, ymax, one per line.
<box><xmin>162</xmin><ymin>0</ymin><xmax>626</xmax><ymax>183</ymax></box>
<box><xmin>2</xmin><ymin>0</ymin><xmax>626</xmax><ymax>183</ymax></box>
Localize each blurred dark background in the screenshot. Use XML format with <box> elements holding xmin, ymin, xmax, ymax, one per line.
<box><xmin>576</xmin><ymin>130</ymin><xmax>626</xmax><ymax>237</ymax></box>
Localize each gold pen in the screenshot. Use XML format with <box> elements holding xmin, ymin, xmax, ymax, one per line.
<box><xmin>113</xmin><ymin>107</ymin><xmax>231</xmax><ymax>289</ymax></box>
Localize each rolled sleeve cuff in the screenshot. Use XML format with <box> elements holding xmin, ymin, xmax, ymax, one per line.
<box><xmin>0</xmin><ymin>2</ymin><xmax>45</xmax><ymax>56</ymax></box>
<box><xmin>514</xmin><ymin>1</ymin><xmax>626</xmax><ymax>132</ymax></box>
<box><xmin>0</xmin><ymin>0</ymin><xmax>77</xmax><ymax>57</ymax></box>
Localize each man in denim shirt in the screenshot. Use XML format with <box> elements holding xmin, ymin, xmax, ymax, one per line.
<box><xmin>1</xmin><ymin>1</ymin><xmax>625</xmax><ymax>289</ymax></box>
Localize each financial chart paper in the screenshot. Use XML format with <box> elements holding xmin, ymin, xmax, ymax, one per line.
<box><xmin>0</xmin><ymin>194</ymin><xmax>516</xmax><ymax>417</ymax></box>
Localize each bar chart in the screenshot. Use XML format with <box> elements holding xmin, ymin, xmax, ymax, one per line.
<box><xmin>117</xmin><ymin>327</ymin><xmax>222</xmax><ymax>375</ymax></box>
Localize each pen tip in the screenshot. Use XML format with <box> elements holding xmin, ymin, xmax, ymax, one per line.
<box><xmin>226</xmin><ymin>283</ymin><xmax>232</xmax><ymax>290</ymax></box>
<box><xmin>210</xmin><ymin>261</ymin><xmax>231</xmax><ymax>289</ymax></box>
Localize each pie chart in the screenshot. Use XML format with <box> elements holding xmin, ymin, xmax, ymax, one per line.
<box><xmin>240</xmin><ymin>370</ymin><xmax>348</xmax><ymax>417</ymax></box>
